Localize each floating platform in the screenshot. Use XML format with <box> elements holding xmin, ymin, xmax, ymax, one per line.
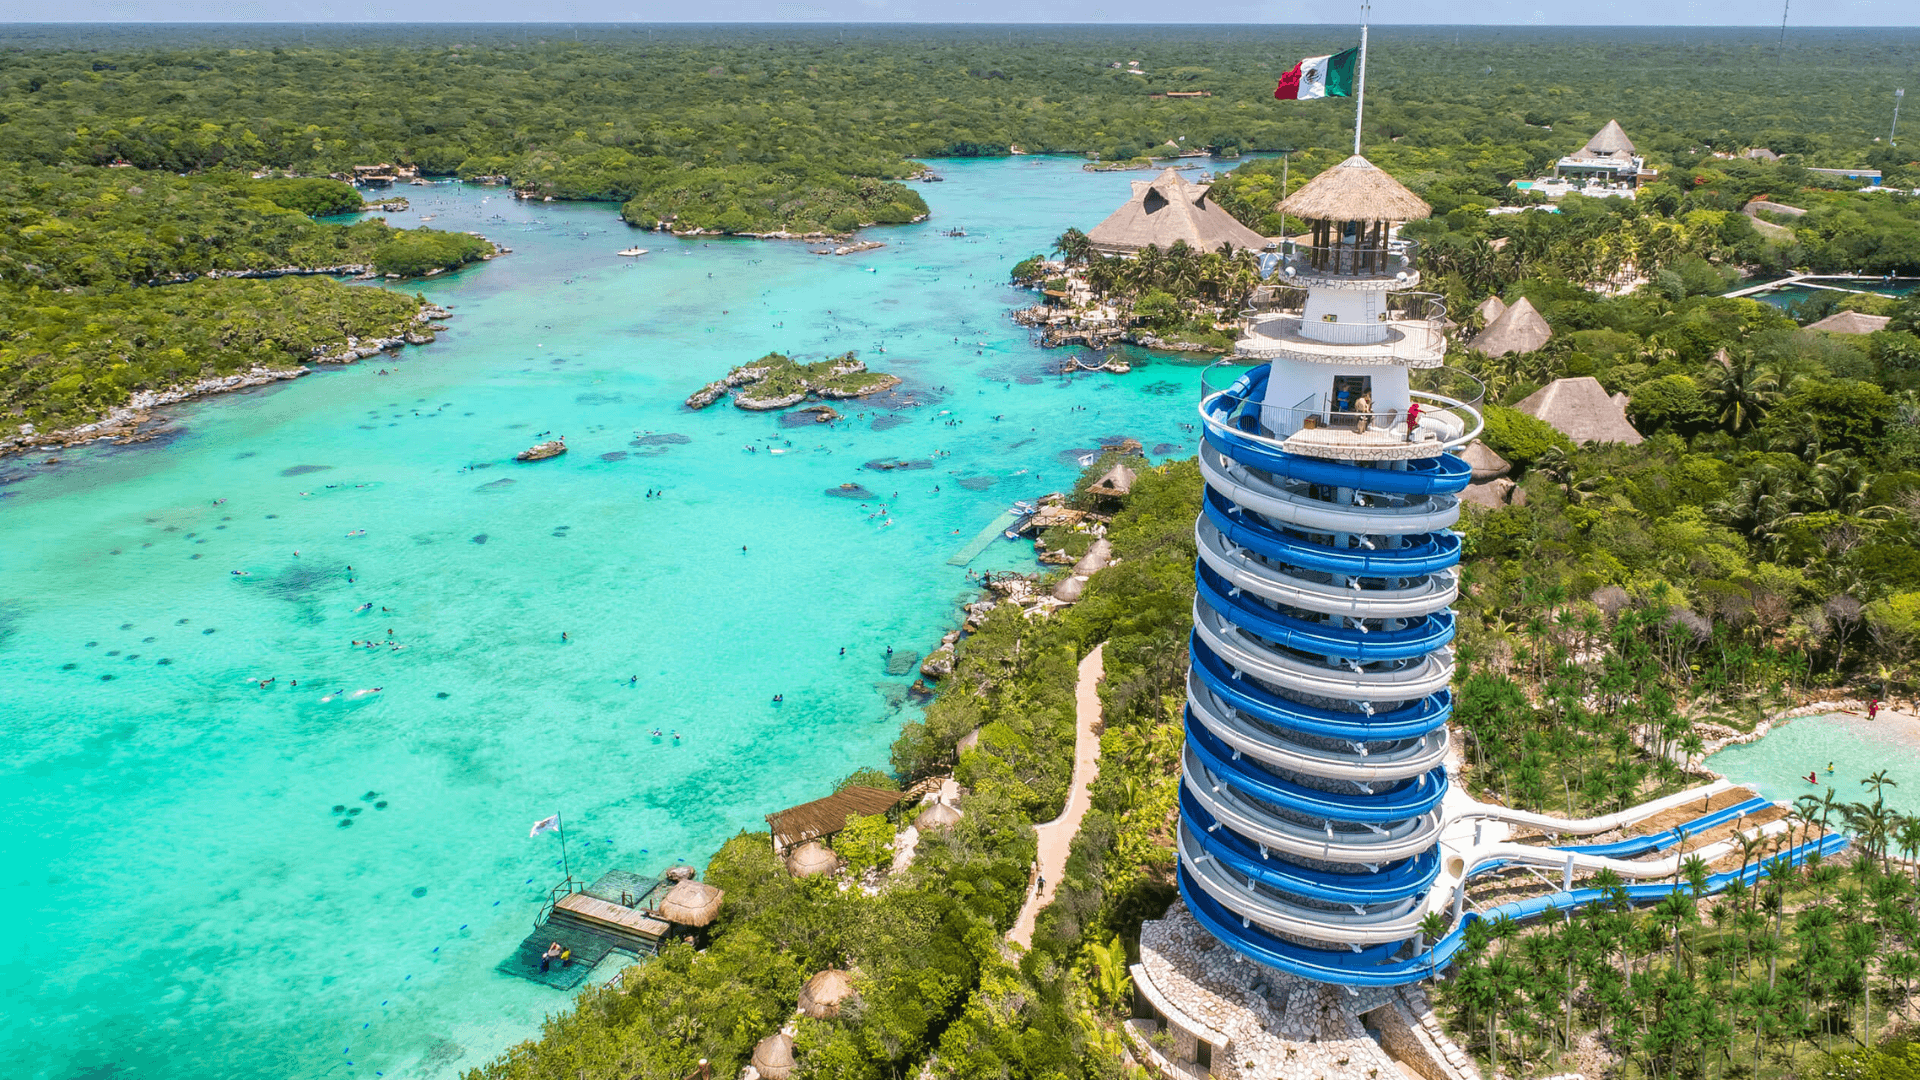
<box><xmin>949</xmin><ymin>510</ymin><xmax>1022</xmax><ymax>566</ymax></box>
<box><xmin>498</xmin><ymin>869</ymin><xmax>673</xmax><ymax>989</ymax></box>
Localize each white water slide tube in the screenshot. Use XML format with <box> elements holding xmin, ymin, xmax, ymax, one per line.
<box><xmin>1194</xmin><ymin>603</ymin><xmax>1454</xmax><ymax>702</ymax></box>
<box><xmin>1196</xmin><ymin>517</ymin><xmax>1459</xmax><ymax>620</ymax></box>
<box><xmin>1200</xmin><ymin>445</ymin><xmax>1462</xmax><ymax>537</ymax></box>
<box><xmin>1457</xmin><ymin>817</ymin><xmax>1796</xmax><ymax>884</ymax></box>
<box><xmin>1454</xmin><ymin>780</ymin><xmax>1736</xmax><ymax>837</ymax></box>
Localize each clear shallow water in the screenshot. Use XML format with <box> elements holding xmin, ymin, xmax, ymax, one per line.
<box><xmin>0</xmin><ymin>157</ymin><xmax>1217</xmax><ymax>1080</ymax></box>
<box><xmin>1707</xmin><ymin>711</ymin><xmax>1920</xmax><ymax>817</ymax></box>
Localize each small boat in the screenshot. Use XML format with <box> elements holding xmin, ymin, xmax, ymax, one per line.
<box><xmin>617</xmin><ymin>247</ymin><xmax>649</xmax><ymax>257</ymax></box>
<box><xmin>516</xmin><ymin>439</ymin><xmax>566</xmax><ymax>462</ymax></box>
<box><xmin>1011</xmin><ymin>501</ymin><xmax>1039</xmax><ymax>515</ymax></box>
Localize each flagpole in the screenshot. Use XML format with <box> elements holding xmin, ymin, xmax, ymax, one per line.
<box><xmin>557</xmin><ymin>812</ymin><xmax>572</xmax><ymax>883</ymax></box>
<box><xmin>1353</xmin><ymin>1</ymin><xmax>1370</xmax><ymax>155</ymax></box>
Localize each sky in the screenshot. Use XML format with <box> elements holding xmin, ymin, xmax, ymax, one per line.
<box><xmin>0</xmin><ymin>2</ymin><xmax>1908</xmax><ymax>28</ymax></box>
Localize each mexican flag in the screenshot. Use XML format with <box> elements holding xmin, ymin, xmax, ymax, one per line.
<box><xmin>1274</xmin><ymin>47</ymin><xmax>1359</xmax><ymax>100</ymax></box>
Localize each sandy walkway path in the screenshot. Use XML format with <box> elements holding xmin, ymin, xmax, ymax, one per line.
<box><xmin>1009</xmin><ymin>642</ymin><xmax>1105</xmax><ymax>948</ymax></box>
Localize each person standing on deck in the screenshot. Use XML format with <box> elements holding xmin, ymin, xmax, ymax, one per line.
<box><xmin>1404</xmin><ymin>400</ymin><xmax>1422</xmax><ymax>442</ymax></box>
<box><xmin>1353</xmin><ymin>392</ymin><xmax>1373</xmax><ymax>434</ymax></box>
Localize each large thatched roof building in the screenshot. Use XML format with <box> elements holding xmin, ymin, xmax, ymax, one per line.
<box><xmin>1086</xmin><ymin>168</ymin><xmax>1269</xmax><ymax>255</ymax></box>
<box><xmin>1515</xmin><ymin>376</ymin><xmax>1643</xmax><ymax>446</ymax></box>
<box><xmin>1469</xmin><ymin>296</ymin><xmax>1553</xmax><ymax>357</ymax></box>
<box><xmin>1805</xmin><ymin>310</ymin><xmax>1891</xmax><ymax>335</ymax></box>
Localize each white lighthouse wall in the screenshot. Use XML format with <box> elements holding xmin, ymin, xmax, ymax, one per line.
<box><xmin>1299</xmin><ymin>289</ymin><xmax>1392</xmax><ymax>344</ymax></box>
<box><xmin>1259</xmin><ymin>360</ymin><xmax>1411</xmax><ymax>436</ymax></box>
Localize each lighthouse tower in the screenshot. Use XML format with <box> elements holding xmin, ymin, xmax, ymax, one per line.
<box><xmin>1180</xmin><ymin>155</ymin><xmax>1482</xmax><ymax>986</ymax></box>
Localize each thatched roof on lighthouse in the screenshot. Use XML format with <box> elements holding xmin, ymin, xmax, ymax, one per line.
<box><xmin>1086</xmin><ymin>168</ymin><xmax>1270</xmax><ymax>255</ymax></box>
<box><xmin>1279</xmin><ymin>155</ymin><xmax>1431</xmax><ymax>223</ymax></box>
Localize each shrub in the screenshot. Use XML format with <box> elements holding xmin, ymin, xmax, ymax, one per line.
<box><xmin>1481</xmin><ymin>404</ymin><xmax>1574</xmax><ymax>468</ymax></box>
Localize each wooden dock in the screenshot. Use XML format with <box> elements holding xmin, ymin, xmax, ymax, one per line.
<box><xmin>498</xmin><ymin>869</ymin><xmax>673</xmax><ymax>989</ymax></box>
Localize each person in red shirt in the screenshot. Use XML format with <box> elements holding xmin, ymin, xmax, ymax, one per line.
<box><xmin>1404</xmin><ymin>401</ymin><xmax>1422</xmax><ymax>442</ymax></box>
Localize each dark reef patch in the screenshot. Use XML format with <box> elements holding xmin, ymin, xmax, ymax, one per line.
<box><xmin>956</xmin><ymin>476</ymin><xmax>996</xmax><ymax>491</ymax></box>
<box><xmin>826</xmin><ymin>485</ymin><xmax>876</xmax><ymax>499</ymax></box>
<box><xmin>633</xmin><ymin>433</ymin><xmax>691</xmax><ymax>446</ymax></box>
<box><xmin>280</xmin><ymin>465</ymin><xmax>333</xmax><ymax>477</ymax></box>
<box><xmin>598</xmin><ymin>451</ymin><xmax>628</xmax><ymax>462</ymax></box>
<box><xmin>870</xmin><ymin>415</ymin><xmax>910</xmax><ymax>432</ymax></box>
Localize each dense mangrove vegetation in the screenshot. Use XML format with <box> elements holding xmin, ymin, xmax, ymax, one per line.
<box><xmin>0</xmin><ymin>165</ymin><xmax>493</xmax><ymax>433</ymax></box>
<box><xmin>4</xmin><ymin>24</ymin><xmax>1916</xmax><ymax>433</ymax></box>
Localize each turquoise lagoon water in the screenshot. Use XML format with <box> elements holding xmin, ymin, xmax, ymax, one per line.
<box><xmin>0</xmin><ymin>157</ymin><xmax>1217</xmax><ymax>1080</ymax></box>
<box><xmin>1708</xmin><ymin>710</ymin><xmax>1920</xmax><ymax>819</ymax></box>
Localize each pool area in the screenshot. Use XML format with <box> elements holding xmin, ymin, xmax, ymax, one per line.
<box><xmin>1732</xmin><ymin>275</ymin><xmax>1919</xmax><ymax>310</ymax></box>
<box><xmin>1706</xmin><ymin>710</ymin><xmax>1920</xmax><ymax>817</ymax></box>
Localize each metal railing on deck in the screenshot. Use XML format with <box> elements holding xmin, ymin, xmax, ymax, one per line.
<box><xmin>1266</xmin><ymin>237</ymin><xmax>1421</xmax><ymax>286</ymax></box>
<box><xmin>1198</xmin><ymin>363</ymin><xmax>1486</xmax><ymax>451</ymax></box>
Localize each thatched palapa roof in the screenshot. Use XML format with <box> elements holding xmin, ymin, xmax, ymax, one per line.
<box><xmin>750</xmin><ymin>1032</ymin><xmax>796</xmax><ymax>1080</ymax></box>
<box><xmin>658</xmin><ymin>879</ymin><xmax>725</xmax><ymax>927</ymax></box>
<box><xmin>1805</xmin><ymin>310</ymin><xmax>1891</xmax><ymax>335</ymax></box>
<box><xmin>1468</xmin><ymin>296</ymin><xmax>1553</xmax><ymax>357</ymax></box>
<box><xmin>1475</xmin><ymin>295</ymin><xmax>1508</xmax><ymax>326</ymax></box>
<box><xmin>914</xmin><ymin>800</ymin><xmax>963</xmax><ymax>831</ymax></box>
<box><xmin>799</xmin><ymin>969</ymin><xmax>857</xmax><ymax>1018</ymax></box>
<box><xmin>1086</xmin><ymin>168</ymin><xmax>1269</xmax><ymax>255</ymax></box>
<box><xmin>1279</xmin><ymin>155</ymin><xmax>1431</xmax><ymax>223</ymax></box>
<box><xmin>785</xmin><ymin>840</ymin><xmax>841</xmax><ymax>878</ymax></box>
<box><xmin>1090</xmin><ymin>461</ymin><xmax>1136</xmax><ymax>497</ymax></box>
<box><xmin>1515</xmin><ymin>377</ymin><xmax>1644</xmax><ymax>446</ymax></box>
<box><xmin>1576</xmin><ymin>120</ymin><xmax>1636</xmax><ymax>159</ymax></box>
<box><xmin>766</xmin><ymin>785</ymin><xmax>904</xmax><ymax>853</ymax></box>
<box><xmin>1460</xmin><ymin>441</ymin><xmax>1511</xmax><ymax>482</ymax></box>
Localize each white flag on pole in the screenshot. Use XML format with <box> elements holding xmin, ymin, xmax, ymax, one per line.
<box><xmin>529</xmin><ymin>814</ymin><xmax>560</xmax><ymax>838</ymax></box>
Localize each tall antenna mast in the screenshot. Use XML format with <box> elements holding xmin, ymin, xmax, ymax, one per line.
<box><xmin>1778</xmin><ymin>0</ymin><xmax>1789</xmax><ymax>59</ymax></box>
<box><xmin>1894</xmin><ymin>89</ymin><xmax>1905</xmax><ymax>147</ymax></box>
<box><xmin>1353</xmin><ymin>1</ymin><xmax>1371</xmax><ymax>155</ymax></box>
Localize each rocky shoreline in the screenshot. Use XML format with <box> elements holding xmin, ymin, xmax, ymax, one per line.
<box><xmin>1</xmin><ymin>302</ymin><xmax>453</xmax><ymax>460</ymax></box>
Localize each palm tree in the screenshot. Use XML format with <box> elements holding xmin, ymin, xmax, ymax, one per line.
<box><xmin>1703</xmin><ymin>348</ymin><xmax>1780</xmax><ymax>435</ymax></box>
<box><xmin>1895</xmin><ymin>817</ymin><xmax>1920</xmax><ymax>891</ymax></box>
<box><xmin>1050</xmin><ymin>227</ymin><xmax>1092</xmax><ymax>268</ymax></box>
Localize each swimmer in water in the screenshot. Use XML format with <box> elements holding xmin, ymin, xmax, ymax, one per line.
<box><xmin>231</xmin><ymin>570</ymin><xmax>250</xmax><ymax>576</ymax></box>
<box><xmin>356</xmin><ymin>602</ymin><xmax>373</xmax><ymax>613</ymax></box>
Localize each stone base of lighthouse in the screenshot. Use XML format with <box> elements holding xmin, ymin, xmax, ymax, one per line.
<box><xmin>1123</xmin><ymin>905</ymin><xmax>1484</xmax><ymax>1080</ymax></box>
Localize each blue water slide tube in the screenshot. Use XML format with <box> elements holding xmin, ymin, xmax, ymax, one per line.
<box><xmin>1203</xmin><ymin>432</ymin><xmax>1473</xmax><ymax>497</ymax></box>
<box><xmin>1186</xmin><ymin>722</ymin><xmax>1447</xmax><ymax>824</ymax></box>
<box><xmin>1555</xmin><ymin>796</ymin><xmax>1774</xmax><ymax>857</ymax></box>
<box><xmin>1203</xmin><ymin>490</ymin><xmax>1461</xmax><ymax>577</ymax></box>
<box><xmin>1196</xmin><ymin>564</ymin><xmax>1456</xmax><ymax>663</ymax></box>
<box><xmin>1202</xmin><ymin>367</ymin><xmax>1472</xmax><ymax>495</ymax></box>
<box><xmin>1180</xmin><ymin>831</ymin><xmax>1849</xmax><ymax>987</ymax></box>
<box><xmin>1181</xmin><ymin>787</ymin><xmax>1441</xmax><ymax>903</ymax></box>
<box><xmin>1190</xmin><ymin>635</ymin><xmax>1451</xmax><ymax>742</ymax></box>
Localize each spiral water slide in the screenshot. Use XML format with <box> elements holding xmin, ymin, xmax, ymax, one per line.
<box><xmin>1178</xmin><ymin>830</ymin><xmax>1848</xmax><ymax>987</ymax></box>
